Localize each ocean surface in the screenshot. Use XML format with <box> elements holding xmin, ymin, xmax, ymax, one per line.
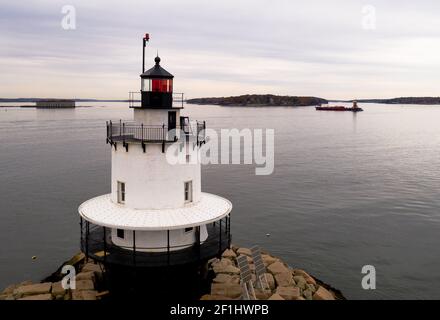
<box><xmin>1</xmin><ymin>102</ymin><xmax>440</xmax><ymax>299</ymax></box>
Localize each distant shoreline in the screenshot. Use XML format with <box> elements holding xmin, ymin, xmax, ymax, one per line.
<box><xmin>187</xmin><ymin>95</ymin><xmax>440</xmax><ymax>106</ymax></box>
<box><xmin>0</xmin><ymin>105</ymin><xmax>101</xmax><ymax>108</ymax></box>
<box><xmin>330</xmin><ymin>97</ymin><xmax>440</xmax><ymax>105</ymax></box>
<box><xmin>186</xmin><ymin>95</ymin><xmax>328</xmax><ymax>107</ymax></box>
<box><xmin>0</xmin><ymin>99</ymin><xmax>129</xmax><ymax>103</ymax></box>
<box><xmin>2</xmin><ymin>96</ymin><xmax>440</xmax><ymax>106</ymax></box>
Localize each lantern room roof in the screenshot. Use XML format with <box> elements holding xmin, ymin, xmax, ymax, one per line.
<box><xmin>78</xmin><ymin>193</ymin><xmax>232</xmax><ymax>231</ymax></box>
<box><xmin>140</xmin><ymin>56</ymin><xmax>174</xmax><ymax>79</ymax></box>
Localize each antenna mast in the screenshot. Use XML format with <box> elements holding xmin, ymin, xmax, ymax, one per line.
<box><xmin>142</xmin><ymin>33</ymin><xmax>150</xmax><ymax>73</ymax></box>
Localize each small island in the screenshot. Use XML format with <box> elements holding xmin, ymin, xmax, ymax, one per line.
<box><xmin>186</xmin><ymin>95</ymin><xmax>328</xmax><ymax>107</ymax></box>
<box><xmin>337</xmin><ymin>97</ymin><xmax>440</xmax><ymax>105</ymax></box>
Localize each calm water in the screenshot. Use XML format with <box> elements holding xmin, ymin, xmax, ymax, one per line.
<box><xmin>1</xmin><ymin>102</ymin><xmax>440</xmax><ymax>299</ymax></box>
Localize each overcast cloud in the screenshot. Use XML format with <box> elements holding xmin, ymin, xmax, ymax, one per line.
<box><xmin>1</xmin><ymin>0</ymin><xmax>440</xmax><ymax>99</ymax></box>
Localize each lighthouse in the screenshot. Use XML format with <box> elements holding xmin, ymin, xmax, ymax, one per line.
<box><xmin>78</xmin><ymin>35</ymin><xmax>232</xmax><ymax>294</ymax></box>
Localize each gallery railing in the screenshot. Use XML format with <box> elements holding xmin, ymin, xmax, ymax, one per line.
<box><xmin>106</xmin><ymin>120</ymin><xmax>206</xmax><ymax>149</ymax></box>
<box><xmin>80</xmin><ymin>216</ymin><xmax>231</xmax><ymax>267</ymax></box>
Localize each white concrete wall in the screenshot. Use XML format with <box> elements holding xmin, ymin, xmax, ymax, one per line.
<box><xmin>133</xmin><ymin>108</ymin><xmax>180</xmax><ymax>127</ymax></box>
<box><xmin>111</xmin><ymin>143</ymin><xmax>201</xmax><ymax>209</ymax></box>
<box><xmin>110</xmin><ymin>225</ymin><xmax>208</xmax><ymax>252</ymax></box>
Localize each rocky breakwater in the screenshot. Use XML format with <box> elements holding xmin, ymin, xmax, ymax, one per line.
<box><xmin>201</xmin><ymin>246</ymin><xmax>344</xmax><ymax>300</ymax></box>
<box><xmin>0</xmin><ymin>253</ymin><xmax>108</xmax><ymax>300</ymax></box>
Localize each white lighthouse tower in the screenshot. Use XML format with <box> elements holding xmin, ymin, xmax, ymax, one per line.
<box><xmin>78</xmin><ymin>35</ymin><xmax>232</xmax><ymax>274</ymax></box>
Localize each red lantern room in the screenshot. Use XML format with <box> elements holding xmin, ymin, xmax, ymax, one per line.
<box><xmin>139</xmin><ymin>56</ymin><xmax>175</xmax><ymax>108</ymax></box>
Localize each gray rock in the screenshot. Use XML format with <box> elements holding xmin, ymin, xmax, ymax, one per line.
<box><xmin>2</xmin><ymin>284</ymin><xmax>17</xmax><ymax>295</ymax></box>
<box><xmin>211</xmin><ymin>283</ymin><xmax>242</xmax><ymax>299</ymax></box>
<box><xmin>264</xmin><ymin>273</ymin><xmax>276</xmax><ymax>290</ymax></box>
<box><xmin>76</xmin><ymin>271</ymin><xmax>96</xmax><ymax>283</ymax></box>
<box><xmin>303</xmin><ymin>289</ymin><xmax>313</xmax><ymax>300</ymax></box>
<box><xmin>75</xmin><ymin>280</ymin><xmax>95</xmax><ymax>291</ymax></box>
<box><xmin>313</xmin><ymin>286</ymin><xmax>335</xmax><ymax>300</ymax></box>
<box><xmin>217</xmin><ymin>265</ymin><xmax>240</xmax><ymax>275</ymax></box>
<box><xmin>268</xmin><ymin>293</ymin><xmax>285</xmax><ymax>300</ymax></box>
<box><xmin>262</xmin><ymin>254</ymin><xmax>278</xmax><ymax>266</ymax></box>
<box><xmin>71</xmin><ymin>290</ymin><xmax>83</xmax><ymax>300</ymax></box>
<box><xmin>222</xmin><ymin>249</ymin><xmax>237</xmax><ymax>259</ymax></box>
<box><xmin>293</xmin><ymin>269</ymin><xmax>316</xmax><ymax>285</ymax></box>
<box><xmin>306</xmin><ymin>283</ymin><xmax>317</xmax><ymax>293</ymax></box>
<box><xmin>274</xmin><ymin>272</ymin><xmax>294</xmax><ymax>287</ymax></box>
<box><xmin>293</xmin><ymin>275</ymin><xmax>307</xmax><ymax>290</ymax></box>
<box><xmin>82</xmin><ymin>263</ymin><xmax>102</xmax><ymax>274</ymax></box>
<box><xmin>236</xmin><ymin>248</ymin><xmax>252</xmax><ymax>257</ymax></box>
<box><xmin>14</xmin><ymin>282</ymin><xmax>52</xmax><ymax>297</ymax></box>
<box><xmin>18</xmin><ymin>293</ymin><xmax>53</xmax><ymax>300</ymax></box>
<box><xmin>51</xmin><ymin>281</ymin><xmax>66</xmax><ymax>296</ymax></box>
<box><xmin>267</xmin><ymin>261</ymin><xmax>290</xmax><ymax>275</ymax></box>
<box><xmin>275</xmin><ymin>286</ymin><xmax>300</xmax><ymax>300</ymax></box>
<box><xmin>80</xmin><ymin>290</ymin><xmax>98</xmax><ymax>300</ymax></box>
<box><xmin>254</xmin><ymin>288</ymin><xmax>271</xmax><ymax>300</ymax></box>
<box><xmin>201</xmin><ymin>294</ymin><xmax>233</xmax><ymax>300</ymax></box>
<box><xmin>213</xmin><ymin>259</ymin><xmax>239</xmax><ymax>275</ymax></box>
<box><xmin>213</xmin><ymin>274</ymin><xmax>239</xmax><ymax>284</ymax></box>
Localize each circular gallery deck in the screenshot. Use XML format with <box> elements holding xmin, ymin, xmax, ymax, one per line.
<box><xmin>78</xmin><ymin>192</ymin><xmax>232</xmax><ymax>230</ymax></box>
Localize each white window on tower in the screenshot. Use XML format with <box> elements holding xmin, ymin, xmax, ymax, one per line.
<box><xmin>184</xmin><ymin>181</ymin><xmax>193</xmax><ymax>203</ymax></box>
<box><xmin>117</xmin><ymin>181</ymin><xmax>125</xmax><ymax>204</ymax></box>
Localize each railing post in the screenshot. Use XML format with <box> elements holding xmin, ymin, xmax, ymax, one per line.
<box><xmin>122</xmin><ymin>122</ymin><xmax>128</xmax><ymax>152</ymax></box>
<box><xmin>103</xmin><ymin>227</ymin><xmax>107</xmax><ymax>264</ymax></box>
<box><xmin>141</xmin><ymin>124</ymin><xmax>146</xmax><ymax>153</ymax></box>
<box><xmin>85</xmin><ymin>221</ymin><xmax>89</xmax><ymax>259</ymax></box>
<box><xmin>219</xmin><ymin>218</ymin><xmax>222</xmax><ymax>255</ymax></box>
<box><xmin>196</xmin><ymin>122</ymin><xmax>199</xmax><ymax>146</ymax></box>
<box><xmin>162</xmin><ymin>124</ymin><xmax>166</xmax><ymax>153</ymax></box>
<box><xmin>109</xmin><ymin>120</ymin><xmax>113</xmax><ymax>145</ymax></box>
<box><xmin>195</xmin><ymin>226</ymin><xmax>201</xmax><ymax>262</ymax></box>
<box><xmin>80</xmin><ymin>217</ymin><xmax>83</xmax><ymax>252</ymax></box>
<box><xmin>228</xmin><ymin>215</ymin><xmax>231</xmax><ymax>247</ymax></box>
<box><xmin>226</xmin><ymin>215</ymin><xmax>228</xmax><ymax>234</ymax></box>
<box><xmin>167</xmin><ymin>230</ymin><xmax>170</xmax><ymax>266</ymax></box>
<box><xmin>133</xmin><ymin>230</ymin><xmax>136</xmax><ymax>267</ymax></box>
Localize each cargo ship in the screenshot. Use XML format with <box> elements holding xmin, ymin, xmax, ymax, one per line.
<box><xmin>316</xmin><ymin>101</ymin><xmax>363</xmax><ymax>112</ymax></box>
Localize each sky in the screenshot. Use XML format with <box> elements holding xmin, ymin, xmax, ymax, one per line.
<box><xmin>1</xmin><ymin>0</ymin><xmax>440</xmax><ymax>100</ymax></box>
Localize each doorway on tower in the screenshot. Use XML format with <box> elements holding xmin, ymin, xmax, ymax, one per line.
<box><xmin>168</xmin><ymin>111</ymin><xmax>176</xmax><ymax>130</ymax></box>
<box><xmin>168</xmin><ymin>111</ymin><xmax>177</xmax><ymax>141</ymax></box>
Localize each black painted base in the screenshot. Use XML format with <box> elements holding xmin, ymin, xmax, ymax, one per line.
<box><xmin>102</xmin><ymin>262</ymin><xmax>211</xmax><ymax>300</ymax></box>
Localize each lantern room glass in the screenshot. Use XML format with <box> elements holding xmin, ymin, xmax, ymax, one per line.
<box><xmin>142</xmin><ymin>79</ymin><xmax>173</xmax><ymax>93</ymax></box>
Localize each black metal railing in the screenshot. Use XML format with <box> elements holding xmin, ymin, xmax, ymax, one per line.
<box><xmin>80</xmin><ymin>215</ymin><xmax>231</xmax><ymax>268</ymax></box>
<box><xmin>106</xmin><ymin>120</ymin><xmax>206</xmax><ymax>147</ymax></box>
<box><xmin>129</xmin><ymin>91</ymin><xmax>185</xmax><ymax>108</ymax></box>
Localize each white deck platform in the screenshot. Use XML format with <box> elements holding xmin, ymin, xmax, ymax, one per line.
<box><xmin>78</xmin><ymin>193</ymin><xmax>232</xmax><ymax>231</ymax></box>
